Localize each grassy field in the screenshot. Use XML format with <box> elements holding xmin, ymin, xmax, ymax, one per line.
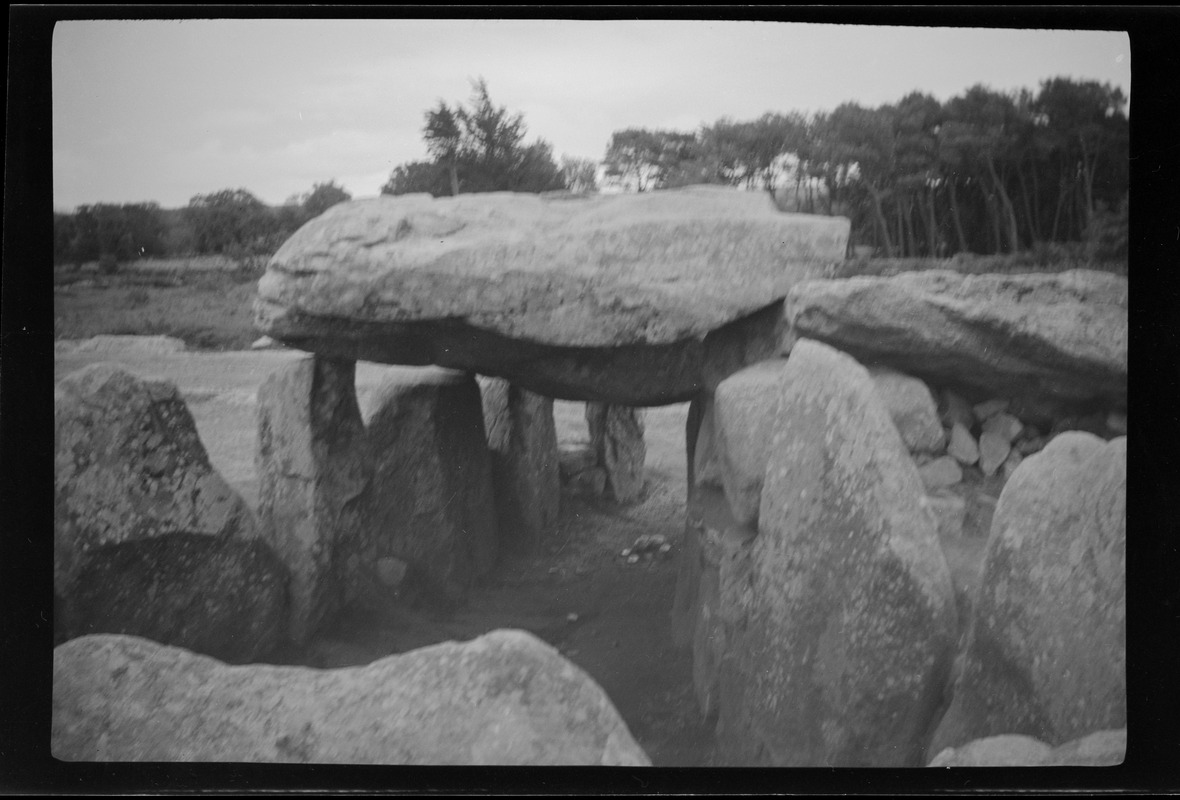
<box><xmin>53</xmin><ymin>254</ymin><xmax>1127</xmax><ymax>352</ymax></box>
<box><xmin>54</xmin><ymin>260</ymin><xmax>266</xmax><ymax>351</ymax></box>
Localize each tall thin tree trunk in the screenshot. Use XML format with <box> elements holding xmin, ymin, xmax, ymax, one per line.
<box><xmin>925</xmin><ymin>188</ymin><xmax>943</xmax><ymax>257</ymax></box>
<box><xmin>985</xmin><ymin>156</ymin><xmax>1021</xmax><ymax>253</ymax></box>
<box><xmin>948</xmin><ymin>179</ymin><xmax>969</xmax><ymax>254</ymax></box>
<box><xmin>904</xmin><ymin>197</ymin><xmax>918</xmax><ymax>258</ymax></box>
<box><xmin>448</xmin><ymin>163</ymin><xmax>460</xmax><ymax>197</ymax></box>
<box><xmin>868</xmin><ymin>185</ymin><xmax>894</xmax><ymax>258</ymax></box>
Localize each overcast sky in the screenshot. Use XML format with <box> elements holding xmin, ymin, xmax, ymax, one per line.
<box><xmin>51</xmin><ymin>18</ymin><xmax>1131</xmax><ymax>211</ymax></box>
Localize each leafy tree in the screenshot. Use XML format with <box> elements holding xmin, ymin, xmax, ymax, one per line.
<box><xmin>560</xmin><ymin>156</ymin><xmax>599</xmax><ymax>193</ymax></box>
<box><xmin>300</xmin><ymin>180</ymin><xmax>352</xmax><ymax>218</ymax></box>
<box><xmin>58</xmin><ymin>202</ymin><xmax>166</xmax><ymax>266</ymax></box>
<box><xmin>380</xmin><ymin>160</ymin><xmax>452</xmax><ymax>197</ymax></box>
<box><xmin>385</xmin><ymin>78</ymin><xmax>565</xmax><ymax>197</ymax></box>
<box><xmin>602</xmin><ymin>128</ymin><xmax>698</xmax><ymax>192</ymax></box>
<box><xmin>185</xmin><ymin>188</ymin><xmax>275</xmax><ymax>256</ymax></box>
<box><xmin>423</xmin><ymin>101</ymin><xmax>464</xmax><ymax>196</ymax></box>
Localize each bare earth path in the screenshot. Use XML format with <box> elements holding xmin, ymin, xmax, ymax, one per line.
<box><xmin>54</xmin><ymin>343</ymin><xmax>716</xmax><ymax>766</ymax></box>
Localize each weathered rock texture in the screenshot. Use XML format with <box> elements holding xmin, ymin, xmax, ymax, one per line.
<box><xmin>929</xmin><ymin>433</ymin><xmax>1126</xmax><ymax>756</ymax></box>
<box><xmin>55</xmin><ymin>362</ymin><xmax>258</xmax><ymax>596</ymax></box>
<box><xmin>717</xmin><ymin>339</ymin><xmax>959</xmax><ymax>767</ymax></box>
<box><xmin>481</xmin><ymin>377</ymin><xmax>560</xmax><ymax>552</ymax></box>
<box><xmin>786</xmin><ymin>270</ymin><xmax>1128</xmax><ymax>405</ymax></box>
<box><xmin>711</xmin><ymin>359</ymin><xmax>790</xmax><ymax>527</ymax></box>
<box><xmin>255</xmin><ymin>188</ymin><xmax>849</xmax><ymax>405</ymax></box>
<box><xmin>868</xmin><ymin>367</ymin><xmax>946</xmax><ymax>454</ymax></box>
<box><xmin>53</xmin><ymin>630</ymin><xmax>650</xmax><ymax>766</ymax></box>
<box><xmin>255</xmin><ymin>356</ymin><xmax>371</xmax><ymax>644</ymax></box>
<box><xmin>363</xmin><ymin>368</ymin><xmax>498</xmax><ymax>604</ymax></box>
<box><xmin>57</xmin><ymin>532</ymin><xmax>288</xmax><ymax>664</ymax></box>
<box><xmin>586</xmin><ymin>403</ymin><xmax>647</xmax><ymax>503</ymax></box>
<box><xmin>927</xmin><ymin>728</ymin><xmax>1125</xmax><ymax>767</ymax></box>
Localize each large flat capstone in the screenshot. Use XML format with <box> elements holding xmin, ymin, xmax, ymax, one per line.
<box><xmin>255</xmin><ymin>187</ymin><xmax>849</xmax><ymax>405</ymax></box>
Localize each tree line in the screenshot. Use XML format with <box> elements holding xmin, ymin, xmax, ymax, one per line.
<box><xmin>53</xmin><ymin>181</ymin><xmax>352</xmax><ymax>268</ymax></box>
<box><xmin>599</xmin><ymin>78</ymin><xmax>1128</xmax><ymax>260</ymax></box>
<box><xmin>54</xmin><ymin>75</ymin><xmax>1127</xmax><ymax>269</ymax></box>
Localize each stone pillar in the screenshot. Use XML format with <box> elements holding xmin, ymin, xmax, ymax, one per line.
<box><xmin>256</xmin><ymin>355</ymin><xmax>371</xmax><ymax>645</ymax></box>
<box><xmin>715</xmin><ymin>342</ymin><xmax>958</xmax><ymax>767</ymax></box>
<box><xmin>670</xmin><ymin>389</ymin><xmax>758</xmax><ymax>722</ymax></box>
<box><xmin>480</xmin><ymin>377</ymin><xmax>561</xmax><ymax>554</ymax></box>
<box><xmin>586</xmin><ymin>402</ymin><xmax>646</xmax><ymax>503</ymax></box>
<box><xmin>363</xmin><ymin>368</ymin><xmax>498</xmax><ymax>606</ymax></box>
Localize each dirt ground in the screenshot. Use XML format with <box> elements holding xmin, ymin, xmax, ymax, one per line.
<box><xmin>54</xmin><ymin>341</ymin><xmax>994</xmax><ymax>767</ymax></box>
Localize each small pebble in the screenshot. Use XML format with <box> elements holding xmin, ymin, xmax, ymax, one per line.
<box><xmin>567</xmin><ymin>612</ymin><xmax>578</xmax><ymax>623</ymax></box>
<box><xmin>626</xmin><ymin>554</ymin><xmax>639</xmax><ymax>564</ymax></box>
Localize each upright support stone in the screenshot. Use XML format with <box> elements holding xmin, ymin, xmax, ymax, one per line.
<box><xmin>364</xmin><ymin>368</ymin><xmax>498</xmax><ymax>605</ymax></box>
<box><xmin>256</xmin><ymin>356</ymin><xmax>371</xmax><ymax>645</ymax></box>
<box><xmin>670</xmin><ymin>389</ymin><xmax>759</xmax><ymax>722</ymax></box>
<box><xmin>717</xmin><ymin>340</ymin><xmax>959</xmax><ymax>767</ymax></box>
<box><xmin>586</xmin><ymin>403</ymin><xmax>647</xmax><ymax>503</ymax></box>
<box><xmin>480</xmin><ymin>378</ymin><xmax>561</xmax><ymax>553</ymax></box>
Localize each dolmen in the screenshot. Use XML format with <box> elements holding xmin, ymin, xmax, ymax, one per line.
<box><xmin>251</xmin><ymin>187</ymin><xmax>851</xmax><ymax>645</ymax></box>
<box><xmin>254</xmin><ymin>187</ymin><xmax>850</xmax><ymax>405</ymax></box>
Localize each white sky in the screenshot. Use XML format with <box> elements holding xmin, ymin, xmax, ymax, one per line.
<box><xmin>51</xmin><ymin>19</ymin><xmax>1131</xmax><ymax>211</ymax></box>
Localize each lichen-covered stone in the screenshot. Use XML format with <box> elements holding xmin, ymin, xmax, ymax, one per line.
<box><xmin>869</xmin><ymin>367</ymin><xmax>946</xmax><ymax>454</ymax></box>
<box><xmin>55</xmin><ymin>363</ymin><xmax>258</xmax><ymax>596</ymax></box>
<box><xmin>481</xmin><ymin>378</ymin><xmax>560</xmax><ymax>552</ymax></box>
<box><xmin>712</xmin><ymin>359</ymin><xmax>790</xmax><ymax>527</ymax></box>
<box><xmin>255</xmin><ymin>356</ymin><xmax>370</xmax><ymax>644</ymax></box>
<box><xmin>717</xmin><ymin>339</ymin><xmax>958</xmax><ymax>767</ymax></box>
<box><xmin>57</xmin><ymin>532</ymin><xmax>288</xmax><ymax>664</ymax></box>
<box><xmin>52</xmin><ymin>630</ymin><xmax>650</xmax><ymax>765</ymax></box>
<box><xmin>586</xmin><ymin>403</ymin><xmax>646</xmax><ymax>503</ymax></box>
<box><xmin>786</xmin><ymin>270</ymin><xmax>1128</xmax><ymax>405</ymax></box>
<box><xmin>929</xmin><ymin>433</ymin><xmax>1126</xmax><ymax>755</ymax></box>
<box><xmin>362</xmin><ymin>367</ymin><xmax>497</xmax><ymax>605</ymax></box>
<box><xmin>255</xmin><ymin>188</ymin><xmax>849</xmax><ymax>405</ymax></box>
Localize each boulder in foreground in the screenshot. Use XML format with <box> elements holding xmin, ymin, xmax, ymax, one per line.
<box><xmin>55</xmin><ymin>362</ymin><xmax>258</xmax><ymax>596</ymax></box>
<box><xmin>717</xmin><ymin>339</ymin><xmax>959</xmax><ymax>767</ymax></box>
<box><xmin>53</xmin><ymin>630</ymin><xmax>650</xmax><ymax>765</ymax></box>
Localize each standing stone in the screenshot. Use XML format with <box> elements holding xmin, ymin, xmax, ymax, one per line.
<box><xmin>362</xmin><ymin>368</ymin><xmax>498</xmax><ymax>606</ymax></box>
<box><xmin>256</xmin><ymin>356</ymin><xmax>370</xmax><ymax>645</ymax></box>
<box><xmin>929</xmin><ymin>433</ymin><xmax>1126</xmax><ymax>755</ymax></box>
<box><xmin>52</xmin><ymin>630</ymin><xmax>650</xmax><ymax>766</ymax></box>
<box><xmin>586</xmin><ymin>403</ymin><xmax>646</xmax><ymax>503</ymax></box>
<box><xmin>675</xmin><ymin>390</ymin><xmax>761</xmax><ymax>720</ymax></box>
<box><xmin>712</xmin><ymin>359</ymin><xmax>791</xmax><ymax>527</ymax></box>
<box><xmin>55</xmin><ymin>363</ymin><xmax>258</xmax><ymax>596</ymax></box>
<box><xmin>58</xmin><ymin>532</ymin><xmax>288</xmax><ymax>664</ymax></box>
<box><xmin>718</xmin><ymin>339</ymin><xmax>959</xmax><ymax>767</ymax></box>
<box><xmin>869</xmin><ymin>367</ymin><xmax>946</xmax><ymax>454</ymax></box>
<box><xmin>480</xmin><ymin>378</ymin><xmax>560</xmax><ymax>553</ymax></box>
